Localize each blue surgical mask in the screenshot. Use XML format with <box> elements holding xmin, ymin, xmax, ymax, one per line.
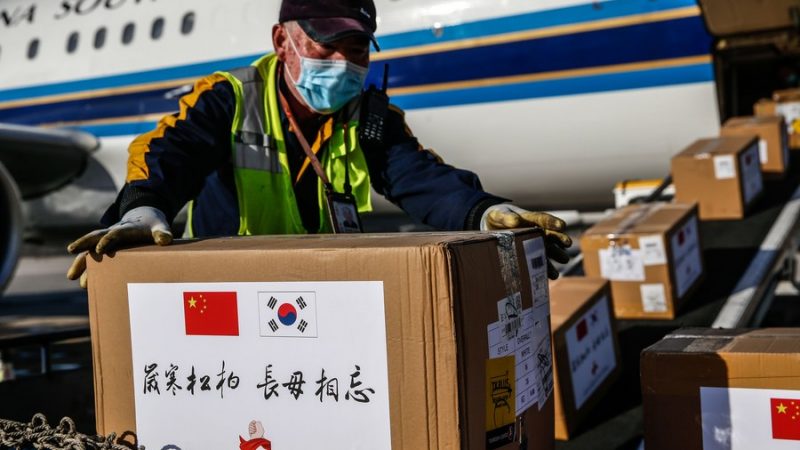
<box><xmin>286</xmin><ymin>33</ymin><xmax>369</xmax><ymax>114</ymax></box>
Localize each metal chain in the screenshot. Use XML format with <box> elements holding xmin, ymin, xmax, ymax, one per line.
<box><xmin>0</xmin><ymin>414</ymin><xmax>140</xmax><ymax>450</ymax></box>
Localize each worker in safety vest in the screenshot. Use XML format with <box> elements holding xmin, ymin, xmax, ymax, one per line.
<box><xmin>66</xmin><ymin>0</ymin><xmax>571</xmax><ymax>286</ymax></box>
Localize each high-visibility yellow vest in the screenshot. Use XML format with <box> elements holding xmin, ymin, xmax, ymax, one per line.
<box><xmin>188</xmin><ymin>54</ymin><xmax>372</xmax><ymax>236</ymax></box>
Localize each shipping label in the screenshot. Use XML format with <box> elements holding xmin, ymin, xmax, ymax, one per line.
<box><xmin>700</xmin><ymin>387</ymin><xmax>800</xmax><ymax>449</ymax></box>
<box><xmin>598</xmin><ymin>246</ymin><xmax>646</xmax><ymax>281</ymax></box>
<box><xmin>639</xmin><ymin>235</ymin><xmax>667</xmax><ymax>266</ymax></box>
<box><xmin>497</xmin><ymin>293</ymin><xmax>523</xmax><ymax>340</ymax></box>
<box><xmin>640</xmin><ymin>283</ymin><xmax>668</xmax><ymax>313</ymax></box>
<box><xmin>740</xmin><ymin>145</ymin><xmax>764</xmax><ymax>205</ymax></box>
<box><xmin>534</xmin><ymin>328</ymin><xmax>554</xmax><ymax>410</ymax></box>
<box><xmin>713</xmin><ymin>155</ymin><xmax>736</xmax><ymax>180</ymax></box>
<box><xmin>565</xmin><ymin>296</ymin><xmax>616</xmax><ymax>409</ymax></box>
<box><xmin>485</xmin><ymin>356</ymin><xmax>516</xmax><ymax>450</ymax></box>
<box><xmin>523</xmin><ymin>237</ymin><xmax>550</xmax><ymax>311</ymax></box>
<box><xmin>128</xmin><ymin>282</ymin><xmax>391</xmax><ymax>450</ymax></box>
<box><xmin>670</xmin><ymin>215</ymin><xmax>702</xmax><ymax>298</ymax></box>
<box><xmin>487</xmin><ymin>307</ymin><xmax>550</xmax><ymax>415</ymax></box>
<box><xmin>759</xmin><ymin>139</ymin><xmax>769</xmax><ymax>165</ymax></box>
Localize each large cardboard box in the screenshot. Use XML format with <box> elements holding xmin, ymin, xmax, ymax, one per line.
<box><xmin>87</xmin><ymin>231</ymin><xmax>556</xmax><ymax>450</ymax></box>
<box><xmin>642</xmin><ymin>328</ymin><xmax>800</xmax><ymax>450</ymax></box>
<box><xmin>548</xmin><ymin>277</ymin><xmax>621</xmax><ymax>440</ymax></box>
<box><xmin>755</xmin><ymin>88</ymin><xmax>800</xmax><ymax>149</ymax></box>
<box><xmin>721</xmin><ymin>116</ymin><xmax>789</xmax><ymax>175</ymax></box>
<box><xmin>580</xmin><ymin>203</ymin><xmax>703</xmax><ymax>320</ymax></box>
<box><xmin>672</xmin><ymin>136</ymin><xmax>764</xmax><ymax>220</ymax></box>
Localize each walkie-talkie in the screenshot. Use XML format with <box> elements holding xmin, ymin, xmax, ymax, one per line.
<box><xmin>359</xmin><ymin>64</ymin><xmax>390</xmax><ymax>150</ymax></box>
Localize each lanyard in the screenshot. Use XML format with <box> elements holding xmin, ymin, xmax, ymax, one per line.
<box><xmin>278</xmin><ymin>90</ymin><xmax>334</xmax><ymax>193</ymax></box>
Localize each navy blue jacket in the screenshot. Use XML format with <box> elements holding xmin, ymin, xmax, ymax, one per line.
<box><xmin>102</xmin><ymin>70</ymin><xmax>504</xmax><ymax>235</ymax></box>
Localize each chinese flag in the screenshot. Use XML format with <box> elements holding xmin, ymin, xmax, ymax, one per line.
<box><xmin>183</xmin><ymin>292</ymin><xmax>239</xmax><ymax>336</ymax></box>
<box><xmin>771</xmin><ymin>397</ymin><xmax>800</xmax><ymax>441</ymax></box>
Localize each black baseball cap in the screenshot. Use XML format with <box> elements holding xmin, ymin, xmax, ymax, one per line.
<box><xmin>279</xmin><ymin>0</ymin><xmax>380</xmax><ymax>51</ymax></box>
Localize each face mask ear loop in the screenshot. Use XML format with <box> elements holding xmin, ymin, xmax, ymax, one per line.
<box><xmin>285</xmin><ymin>30</ymin><xmax>303</xmax><ymax>86</ymax></box>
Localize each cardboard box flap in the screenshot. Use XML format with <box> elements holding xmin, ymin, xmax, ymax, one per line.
<box><xmin>675</xmin><ymin>136</ymin><xmax>758</xmax><ymax>159</ymax></box>
<box><xmin>549</xmin><ymin>277</ymin><xmax>609</xmax><ymax>327</ymax></box>
<box><xmin>583</xmin><ymin>203</ymin><xmax>692</xmax><ymax>236</ymax></box>
<box><xmin>699</xmin><ymin>0</ymin><xmax>800</xmax><ymax>37</ymax></box>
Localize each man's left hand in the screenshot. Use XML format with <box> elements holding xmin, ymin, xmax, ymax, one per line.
<box><xmin>481</xmin><ymin>204</ymin><xmax>572</xmax><ymax>280</ymax></box>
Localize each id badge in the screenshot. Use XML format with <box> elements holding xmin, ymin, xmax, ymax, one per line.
<box><xmin>326</xmin><ymin>192</ymin><xmax>363</xmax><ymax>234</ymax></box>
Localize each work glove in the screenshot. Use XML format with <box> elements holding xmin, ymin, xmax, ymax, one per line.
<box><xmin>481</xmin><ymin>204</ymin><xmax>572</xmax><ymax>280</ymax></box>
<box><xmin>66</xmin><ymin>206</ymin><xmax>173</xmax><ymax>288</ymax></box>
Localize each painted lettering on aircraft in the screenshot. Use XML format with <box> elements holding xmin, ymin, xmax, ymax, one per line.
<box><xmin>0</xmin><ymin>4</ymin><xmax>36</xmax><ymax>28</ymax></box>
<box><xmin>1</xmin><ymin>0</ymin><xmax>157</xmax><ymax>28</ymax></box>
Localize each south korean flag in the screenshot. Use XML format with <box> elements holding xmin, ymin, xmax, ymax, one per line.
<box><xmin>258</xmin><ymin>292</ymin><xmax>318</xmax><ymax>338</ymax></box>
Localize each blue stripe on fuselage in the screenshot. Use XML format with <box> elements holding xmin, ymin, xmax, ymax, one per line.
<box><xmin>365</xmin><ymin>16</ymin><xmax>711</xmax><ymax>89</ymax></box>
<box><xmin>0</xmin><ymin>87</ymin><xmax>178</xmax><ymax>124</ymax></box>
<box><xmin>395</xmin><ymin>62</ymin><xmax>714</xmax><ymax>110</ymax></box>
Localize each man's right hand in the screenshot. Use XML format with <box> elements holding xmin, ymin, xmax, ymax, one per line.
<box><xmin>66</xmin><ymin>206</ymin><xmax>173</xmax><ymax>288</ymax></box>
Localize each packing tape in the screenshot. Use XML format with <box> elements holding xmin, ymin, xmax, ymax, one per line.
<box><xmin>492</xmin><ymin>231</ymin><xmax>522</xmax><ymax>298</ymax></box>
<box><xmin>605</xmin><ymin>202</ymin><xmax>665</xmax><ymax>242</ymax></box>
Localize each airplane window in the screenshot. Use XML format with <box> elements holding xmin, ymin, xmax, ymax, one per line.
<box><xmin>27</xmin><ymin>39</ymin><xmax>39</xmax><ymax>60</ymax></box>
<box><xmin>151</xmin><ymin>17</ymin><xmax>165</xmax><ymax>40</ymax></box>
<box><xmin>67</xmin><ymin>32</ymin><xmax>79</xmax><ymax>54</ymax></box>
<box><xmin>122</xmin><ymin>23</ymin><xmax>135</xmax><ymax>45</ymax></box>
<box><xmin>181</xmin><ymin>12</ymin><xmax>195</xmax><ymax>35</ymax></box>
<box><xmin>94</xmin><ymin>27</ymin><xmax>107</xmax><ymax>49</ymax></box>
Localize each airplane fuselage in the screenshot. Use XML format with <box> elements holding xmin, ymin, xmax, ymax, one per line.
<box><xmin>0</xmin><ymin>0</ymin><xmax>720</xmax><ymax>227</ymax></box>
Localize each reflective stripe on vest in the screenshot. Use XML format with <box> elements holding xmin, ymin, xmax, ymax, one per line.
<box><xmin>211</xmin><ymin>54</ymin><xmax>371</xmax><ymax>236</ymax></box>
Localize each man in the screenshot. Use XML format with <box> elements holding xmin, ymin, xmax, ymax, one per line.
<box><xmin>67</xmin><ymin>0</ymin><xmax>571</xmax><ymax>286</ymax></box>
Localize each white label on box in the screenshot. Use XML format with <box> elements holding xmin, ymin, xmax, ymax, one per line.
<box><xmin>639</xmin><ymin>235</ymin><xmax>667</xmax><ymax>266</ymax></box>
<box><xmin>565</xmin><ymin>295</ymin><xmax>616</xmax><ymax>410</ymax></box>
<box><xmin>777</xmin><ymin>101</ymin><xmax>800</xmax><ymax>135</ymax></box>
<box><xmin>670</xmin><ymin>215</ymin><xmax>702</xmax><ymax>298</ymax></box>
<box><xmin>713</xmin><ymin>155</ymin><xmax>736</xmax><ymax>180</ymax></box>
<box><xmin>700</xmin><ymin>387</ymin><xmax>800</xmax><ymax>449</ymax></box>
<box><xmin>128</xmin><ymin>282</ymin><xmax>391</xmax><ymax>450</ymax></box>
<box><xmin>523</xmin><ymin>237</ymin><xmax>550</xmax><ymax>310</ymax></box>
<box><xmin>487</xmin><ymin>307</ymin><xmax>550</xmax><ymax>416</ymax></box>
<box><xmin>740</xmin><ymin>145</ymin><xmax>764</xmax><ymax>205</ymax></box>
<box><xmin>640</xmin><ymin>283</ymin><xmax>668</xmax><ymax>313</ymax></box>
<box><xmin>599</xmin><ymin>246</ymin><xmax>646</xmax><ymax>281</ymax></box>
<box><xmin>497</xmin><ymin>292</ymin><xmax>523</xmax><ymax>340</ymax></box>
<box><xmin>759</xmin><ymin>138</ymin><xmax>769</xmax><ymax>165</ymax></box>
<box><xmin>534</xmin><ymin>327</ymin><xmax>554</xmax><ymax>410</ymax></box>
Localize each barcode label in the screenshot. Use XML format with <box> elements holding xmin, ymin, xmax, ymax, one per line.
<box><xmin>504</xmin><ymin>316</ymin><xmax>522</xmax><ymax>337</ymax></box>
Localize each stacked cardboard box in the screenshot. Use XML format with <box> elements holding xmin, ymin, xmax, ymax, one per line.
<box><xmin>548</xmin><ymin>277</ymin><xmax>621</xmax><ymax>440</ymax></box>
<box><xmin>721</xmin><ymin>115</ymin><xmax>789</xmax><ymax>176</ymax></box>
<box><xmin>642</xmin><ymin>328</ymin><xmax>800</xmax><ymax>450</ymax></box>
<box><xmin>581</xmin><ymin>203</ymin><xmax>703</xmax><ymax>319</ymax></box>
<box><xmin>755</xmin><ymin>88</ymin><xmax>800</xmax><ymax>149</ymax></box>
<box><xmin>672</xmin><ymin>136</ymin><xmax>764</xmax><ymax>220</ymax></box>
<box><xmin>87</xmin><ymin>231</ymin><xmax>556</xmax><ymax>450</ymax></box>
